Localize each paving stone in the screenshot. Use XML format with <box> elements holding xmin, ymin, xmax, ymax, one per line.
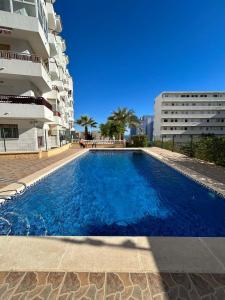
<box><xmin>106</xmin><ymin>273</ymin><xmax>124</xmax><ymax>295</ymax></box>
<box><xmin>189</xmin><ymin>274</ymin><xmax>214</xmax><ymax>297</ymax></box>
<box><xmin>0</xmin><ymin>271</ymin><xmax>223</xmax><ymax>299</ymax></box>
<box><xmin>60</xmin><ymin>273</ymin><xmax>80</xmax><ymax>294</ymax></box>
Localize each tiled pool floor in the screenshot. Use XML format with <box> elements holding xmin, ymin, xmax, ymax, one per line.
<box><xmin>0</xmin><ymin>271</ymin><xmax>225</xmax><ymax>299</ymax></box>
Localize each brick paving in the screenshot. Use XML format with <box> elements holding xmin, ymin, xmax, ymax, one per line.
<box><xmin>0</xmin><ymin>271</ymin><xmax>224</xmax><ymax>299</ymax></box>
<box><xmin>0</xmin><ymin>149</ymin><xmax>82</xmax><ymax>189</ymax></box>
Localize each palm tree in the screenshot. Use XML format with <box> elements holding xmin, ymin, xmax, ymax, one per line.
<box><xmin>76</xmin><ymin>115</ymin><xmax>97</xmax><ymax>139</ymax></box>
<box><xmin>108</xmin><ymin>108</ymin><xmax>139</xmax><ymax>139</ymax></box>
<box><xmin>100</xmin><ymin>121</ymin><xmax>124</xmax><ymax>140</ymax></box>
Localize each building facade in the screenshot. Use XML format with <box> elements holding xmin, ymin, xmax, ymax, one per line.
<box><xmin>154</xmin><ymin>92</ymin><xmax>225</xmax><ymax>141</ymax></box>
<box><xmin>0</xmin><ymin>0</ymin><xmax>74</xmax><ymax>152</ymax></box>
<box><xmin>130</xmin><ymin>115</ymin><xmax>154</xmax><ymax>141</ymax></box>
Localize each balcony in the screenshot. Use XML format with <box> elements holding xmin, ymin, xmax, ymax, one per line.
<box><xmin>0</xmin><ymin>95</ymin><xmax>53</xmax><ymax>122</ymax></box>
<box><xmin>61</xmin><ymin>39</ymin><xmax>66</xmax><ymax>52</ymax></box>
<box><xmin>161</xmin><ymin>129</ymin><xmax>225</xmax><ymax>135</ymax></box>
<box><xmin>0</xmin><ymin>50</ymin><xmax>52</xmax><ymax>92</ymax></box>
<box><xmin>44</xmin><ymin>85</ymin><xmax>60</xmax><ymax>100</ymax></box>
<box><xmin>162</xmin><ymin>121</ymin><xmax>225</xmax><ymax>127</ymax></box>
<box><xmin>53</xmin><ymin>111</ymin><xmax>61</xmax><ymax>117</ymax></box>
<box><xmin>48</xmin><ymin>32</ymin><xmax>58</xmax><ymax>56</ymax></box>
<box><xmin>45</xmin><ymin>2</ymin><xmax>56</xmax><ymax>30</ymax></box>
<box><xmin>161</xmin><ymin>113</ymin><xmax>225</xmax><ymax>118</ymax></box>
<box><xmin>55</xmin><ymin>15</ymin><xmax>62</xmax><ymax>33</ymax></box>
<box><xmin>0</xmin><ymin>9</ymin><xmax>49</xmax><ymax>58</ymax></box>
<box><xmin>162</xmin><ymin>105</ymin><xmax>225</xmax><ymax>111</ymax></box>
<box><xmin>49</xmin><ymin>59</ymin><xmax>60</xmax><ymax>81</ymax></box>
<box><xmin>52</xmin><ymin>80</ymin><xmax>64</xmax><ymax>91</ymax></box>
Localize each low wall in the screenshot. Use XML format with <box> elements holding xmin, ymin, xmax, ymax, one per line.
<box><xmin>39</xmin><ymin>143</ymin><xmax>72</xmax><ymax>158</ymax></box>
<box><xmin>0</xmin><ymin>143</ymin><xmax>72</xmax><ymax>159</ymax></box>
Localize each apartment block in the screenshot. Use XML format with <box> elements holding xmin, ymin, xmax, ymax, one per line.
<box><xmin>130</xmin><ymin>115</ymin><xmax>154</xmax><ymax>141</ymax></box>
<box><xmin>154</xmin><ymin>92</ymin><xmax>225</xmax><ymax>142</ymax></box>
<box><xmin>0</xmin><ymin>0</ymin><xmax>74</xmax><ymax>152</ymax></box>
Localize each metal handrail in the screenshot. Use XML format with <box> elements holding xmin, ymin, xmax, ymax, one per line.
<box><xmin>0</xmin><ymin>95</ymin><xmax>53</xmax><ymax>111</ymax></box>
<box><xmin>0</xmin><ymin>50</ymin><xmax>50</xmax><ymax>74</ymax></box>
<box><xmin>74</xmin><ymin>140</ymin><xmax>125</xmax><ymax>144</ymax></box>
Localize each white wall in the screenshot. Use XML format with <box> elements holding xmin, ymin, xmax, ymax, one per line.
<box><xmin>0</xmin><ymin>119</ymin><xmax>38</xmax><ymax>151</ymax></box>
<box><xmin>0</xmin><ymin>103</ymin><xmax>53</xmax><ymax>122</ymax></box>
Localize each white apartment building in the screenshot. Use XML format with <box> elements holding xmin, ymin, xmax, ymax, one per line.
<box><xmin>0</xmin><ymin>0</ymin><xmax>74</xmax><ymax>152</ymax></box>
<box><xmin>154</xmin><ymin>92</ymin><xmax>225</xmax><ymax>141</ymax></box>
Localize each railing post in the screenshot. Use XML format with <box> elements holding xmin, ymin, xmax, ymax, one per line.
<box><xmin>190</xmin><ymin>134</ymin><xmax>193</xmax><ymax>157</ymax></box>
<box><xmin>2</xmin><ymin>128</ymin><xmax>6</xmax><ymax>152</ymax></box>
<box><xmin>172</xmin><ymin>135</ymin><xmax>175</xmax><ymax>152</ymax></box>
<box><xmin>45</xmin><ymin>130</ymin><xmax>48</xmax><ymax>151</ymax></box>
<box><xmin>161</xmin><ymin>135</ymin><xmax>164</xmax><ymax>149</ymax></box>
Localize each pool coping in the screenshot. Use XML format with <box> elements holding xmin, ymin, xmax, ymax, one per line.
<box><xmin>1</xmin><ymin>147</ymin><xmax>225</xmax><ymax>274</ymax></box>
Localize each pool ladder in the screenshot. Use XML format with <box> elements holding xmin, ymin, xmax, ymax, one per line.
<box><xmin>0</xmin><ymin>178</ymin><xmax>27</xmax><ymax>200</ymax></box>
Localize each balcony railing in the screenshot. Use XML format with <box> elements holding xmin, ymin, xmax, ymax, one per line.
<box><xmin>52</xmin><ymin>85</ymin><xmax>60</xmax><ymax>92</ymax></box>
<box><xmin>54</xmin><ymin>111</ymin><xmax>61</xmax><ymax>117</ymax></box>
<box><xmin>0</xmin><ymin>50</ymin><xmax>49</xmax><ymax>74</ymax></box>
<box><xmin>0</xmin><ymin>95</ymin><xmax>52</xmax><ymax>111</ymax></box>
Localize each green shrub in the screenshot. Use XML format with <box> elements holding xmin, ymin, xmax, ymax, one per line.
<box><xmin>194</xmin><ymin>136</ymin><xmax>225</xmax><ymax>166</ymax></box>
<box><xmin>130</xmin><ymin>135</ymin><xmax>148</xmax><ymax>147</ymax></box>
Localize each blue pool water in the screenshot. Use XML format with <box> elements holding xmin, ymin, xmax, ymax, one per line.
<box><xmin>0</xmin><ymin>150</ymin><xmax>225</xmax><ymax>236</ymax></box>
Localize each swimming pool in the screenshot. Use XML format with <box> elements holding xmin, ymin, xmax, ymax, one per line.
<box><xmin>0</xmin><ymin>150</ymin><xmax>225</xmax><ymax>236</ymax></box>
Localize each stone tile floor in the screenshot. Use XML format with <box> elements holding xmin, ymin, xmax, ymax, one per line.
<box><xmin>144</xmin><ymin>147</ymin><xmax>225</xmax><ymax>196</ymax></box>
<box><xmin>0</xmin><ymin>149</ymin><xmax>82</xmax><ymax>189</ymax></box>
<box><xmin>0</xmin><ymin>271</ymin><xmax>225</xmax><ymax>299</ymax></box>
<box><xmin>150</xmin><ymin>147</ymin><xmax>225</xmax><ymax>183</ymax></box>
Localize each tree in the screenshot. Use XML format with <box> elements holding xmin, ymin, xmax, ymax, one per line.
<box><xmin>99</xmin><ymin>123</ymin><xmax>110</xmax><ymax>138</ymax></box>
<box><xmin>108</xmin><ymin>107</ymin><xmax>139</xmax><ymax>139</ymax></box>
<box><xmin>76</xmin><ymin>115</ymin><xmax>97</xmax><ymax>139</ymax></box>
<box><xmin>99</xmin><ymin>121</ymin><xmax>124</xmax><ymax>139</ymax></box>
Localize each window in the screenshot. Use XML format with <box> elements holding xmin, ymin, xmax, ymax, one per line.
<box><xmin>0</xmin><ymin>124</ymin><xmax>19</xmax><ymax>139</ymax></box>
<box><xmin>0</xmin><ymin>0</ymin><xmax>11</xmax><ymax>12</ymax></box>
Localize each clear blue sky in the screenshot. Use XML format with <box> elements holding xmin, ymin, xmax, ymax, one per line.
<box><xmin>55</xmin><ymin>0</ymin><xmax>225</xmax><ymax>126</ymax></box>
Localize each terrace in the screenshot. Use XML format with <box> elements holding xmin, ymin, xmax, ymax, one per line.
<box><xmin>0</xmin><ymin>95</ymin><xmax>53</xmax><ymax>121</ymax></box>
<box><xmin>0</xmin><ymin>147</ymin><xmax>225</xmax><ymax>298</ymax></box>
<box><xmin>0</xmin><ymin>50</ymin><xmax>52</xmax><ymax>92</ymax></box>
